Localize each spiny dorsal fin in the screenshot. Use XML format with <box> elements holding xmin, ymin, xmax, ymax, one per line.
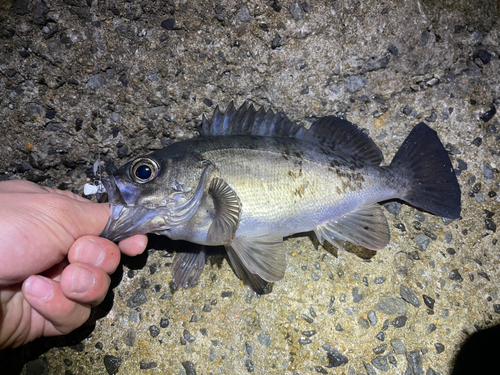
<box><xmin>201</xmin><ymin>101</ymin><xmax>303</xmax><ymax>138</ymax></box>
<box><xmin>201</xmin><ymin>102</ymin><xmax>383</xmax><ymax>165</ymax></box>
<box><xmin>208</xmin><ymin>177</ymin><xmax>241</xmax><ymax>243</ymax></box>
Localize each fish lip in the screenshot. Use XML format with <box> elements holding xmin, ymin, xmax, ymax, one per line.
<box><xmin>101</xmin><ymin>176</ymin><xmax>140</xmax><ymax>207</ymax></box>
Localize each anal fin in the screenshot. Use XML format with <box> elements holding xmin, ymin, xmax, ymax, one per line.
<box><xmin>171</xmin><ymin>247</ymin><xmax>206</xmax><ymax>290</ymax></box>
<box><xmin>230</xmin><ymin>235</ymin><xmax>286</xmax><ymax>283</ymax></box>
<box><xmin>315</xmin><ymin>204</ymin><xmax>390</xmax><ymax>251</ymax></box>
<box><xmin>208</xmin><ymin>178</ymin><xmax>241</xmax><ymax>243</ymax></box>
<box><xmin>225</xmin><ymin>245</ymin><xmax>273</xmax><ymax>295</ymax></box>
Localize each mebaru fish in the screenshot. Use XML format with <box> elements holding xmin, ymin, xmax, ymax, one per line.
<box><xmin>101</xmin><ymin>102</ymin><xmax>461</xmax><ymax>294</ymax></box>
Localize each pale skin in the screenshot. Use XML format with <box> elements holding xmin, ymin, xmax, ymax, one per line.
<box><xmin>0</xmin><ymin>180</ymin><xmax>148</xmax><ymax>349</ymax></box>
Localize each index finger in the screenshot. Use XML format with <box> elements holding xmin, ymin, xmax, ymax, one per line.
<box><xmin>118</xmin><ymin>235</ymin><xmax>148</xmax><ymax>256</ymax></box>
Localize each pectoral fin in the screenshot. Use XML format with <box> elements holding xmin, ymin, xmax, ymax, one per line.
<box><xmin>315</xmin><ymin>204</ymin><xmax>390</xmax><ymax>251</ymax></box>
<box><xmin>225</xmin><ymin>245</ymin><xmax>272</xmax><ymax>295</ymax></box>
<box><xmin>171</xmin><ymin>247</ymin><xmax>206</xmax><ymax>290</ymax></box>
<box><xmin>208</xmin><ymin>178</ymin><xmax>241</xmax><ymax>243</ymax></box>
<box><xmin>230</xmin><ymin>235</ymin><xmax>286</xmax><ymax>283</ymax></box>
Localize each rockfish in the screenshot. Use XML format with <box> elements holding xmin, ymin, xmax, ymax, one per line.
<box><xmin>101</xmin><ymin>102</ymin><xmax>461</xmax><ymax>294</ymax></box>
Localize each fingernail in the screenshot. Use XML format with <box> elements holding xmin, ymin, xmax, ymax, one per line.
<box><xmin>71</xmin><ymin>267</ymin><xmax>96</xmax><ymax>294</ymax></box>
<box><xmin>137</xmin><ymin>236</ymin><xmax>148</xmax><ymax>253</ymax></box>
<box><xmin>75</xmin><ymin>239</ymin><xmax>105</xmax><ymax>266</ymax></box>
<box><xmin>25</xmin><ymin>276</ymin><xmax>54</xmax><ymax>300</ymax></box>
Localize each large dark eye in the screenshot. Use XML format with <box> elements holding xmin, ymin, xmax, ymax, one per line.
<box><xmin>131</xmin><ymin>158</ymin><xmax>159</xmax><ymax>183</ymax></box>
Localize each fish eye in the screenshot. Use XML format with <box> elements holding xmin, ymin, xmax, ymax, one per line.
<box><xmin>131</xmin><ymin>158</ymin><xmax>159</xmax><ymax>183</ymax></box>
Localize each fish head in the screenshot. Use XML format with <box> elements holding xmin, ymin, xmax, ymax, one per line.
<box><xmin>101</xmin><ymin>146</ymin><xmax>211</xmax><ymax>242</ymax></box>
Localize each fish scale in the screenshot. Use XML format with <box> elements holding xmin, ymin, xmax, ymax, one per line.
<box><xmin>199</xmin><ymin>139</ymin><xmax>394</xmax><ymax>239</ymax></box>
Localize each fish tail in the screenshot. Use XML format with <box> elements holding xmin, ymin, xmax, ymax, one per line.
<box><xmin>390</xmin><ymin>122</ymin><xmax>461</xmax><ymax>219</ymax></box>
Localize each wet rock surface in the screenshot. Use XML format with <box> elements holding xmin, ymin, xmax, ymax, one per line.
<box><xmin>1</xmin><ymin>1</ymin><xmax>499</xmax><ymax>374</ymax></box>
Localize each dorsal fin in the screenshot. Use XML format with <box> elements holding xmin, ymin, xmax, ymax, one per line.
<box><xmin>201</xmin><ymin>101</ymin><xmax>303</xmax><ymax>138</ymax></box>
<box><xmin>201</xmin><ymin>102</ymin><xmax>383</xmax><ymax>165</ymax></box>
<box><xmin>303</xmin><ymin>116</ymin><xmax>384</xmax><ymax>165</ymax></box>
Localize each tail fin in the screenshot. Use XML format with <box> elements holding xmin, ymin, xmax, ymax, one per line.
<box><xmin>390</xmin><ymin>123</ymin><xmax>461</xmax><ymax>219</ymax></box>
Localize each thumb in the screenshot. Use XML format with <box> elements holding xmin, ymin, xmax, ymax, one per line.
<box><xmin>59</xmin><ymin>198</ymin><xmax>111</xmax><ymax>239</ymax></box>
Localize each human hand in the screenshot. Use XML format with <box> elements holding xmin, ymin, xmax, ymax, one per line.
<box><xmin>0</xmin><ymin>180</ymin><xmax>148</xmax><ymax>349</ymax></box>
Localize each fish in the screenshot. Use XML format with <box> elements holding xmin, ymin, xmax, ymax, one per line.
<box><xmin>101</xmin><ymin>102</ymin><xmax>461</xmax><ymax>294</ymax></box>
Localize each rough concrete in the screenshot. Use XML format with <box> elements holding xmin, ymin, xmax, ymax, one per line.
<box><xmin>0</xmin><ymin>0</ymin><xmax>499</xmax><ymax>374</ymax></box>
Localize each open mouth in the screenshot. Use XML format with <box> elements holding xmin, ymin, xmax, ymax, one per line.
<box><xmin>100</xmin><ymin>176</ymin><xmax>128</xmax><ymax>206</ymax></box>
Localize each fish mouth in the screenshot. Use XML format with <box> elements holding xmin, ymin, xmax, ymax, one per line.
<box><xmin>100</xmin><ymin>165</ymin><xmax>209</xmax><ymax>242</ymax></box>
<box><xmin>100</xmin><ymin>177</ymin><xmax>170</xmax><ymax>242</ymax></box>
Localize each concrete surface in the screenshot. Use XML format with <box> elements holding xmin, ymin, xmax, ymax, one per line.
<box><xmin>0</xmin><ymin>0</ymin><xmax>499</xmax><ymax>374</ymax></box>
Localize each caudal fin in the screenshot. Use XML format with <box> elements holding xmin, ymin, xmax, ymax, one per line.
<box><xmin>390</xmin><ymin>122</ymin><xmax>461</xmax><ymax>219</ymax></box>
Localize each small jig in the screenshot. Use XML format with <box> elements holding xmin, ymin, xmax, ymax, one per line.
<box><xmin>84</xmin><ymin>160</ymin><xmax>106</xmax><ymax>196</ymax></box>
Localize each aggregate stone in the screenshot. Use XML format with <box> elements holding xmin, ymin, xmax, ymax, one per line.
<box><xmin>103</xmin><ymin>355</ymin><xmax>122</xmax><ymax>375</ymax></box>
<box><xmin>122</xmin><ymin>328</ymin><xmax>136</xmax><ymax>347</ymax></box>
<box><xmin>391</xmin><ymin>338</ymin><xmax>406</xmax><ymax>354</ymax></box>
<box><xmin>434</xmin><ymin>343</ymin><xmax>445</xmax><ymax>354</ymax></box>
<box><xmin>400</xmin><ymin>285</ymin><xmax>421</xmax><ymax>307</ymax></box>
<box><xmin>183</xmin><ymin>330</ymin><xmax>196</xmax><ymax>343</ymax></box>
<box><xmin>245</xmin><ymin>359</ymin><xmax>254</xmax><ymax>372</ymax></box>
<box><xmin>87</xmin><ymin>74</ymin><xmax>104</xmax><ymax>90</ymax></box>
<box><xmin>344</xmin><ymin>76</ymin><xmax>367</xmax><ymax>93</ymax></box>
<box><xmin>485</xmin><ymin>219</ymin><xmax>497</xmax><ymax>232</ymax></box>
<box><xmin>373</xmin><ymin>344</ymin><xmax>387</xmax><ymax>354</ymax></box>
<box><xmin>127</xmin><ymin>289</ymin><xmax>147</xmax><ymax>308</ymax></box>
<box><xmin>423</xmin><ymin>295</ymin><xmax>435</xmax><ymax>309</ymax></box>
<box><xmin>363</xmin><ymin>361</ymin><xmax>377</xmax><ymax>375</ymax></box>
<box><xmin>406</xmin><ymin>350</ymin><xmax>423</xmax><ymax>375</ymax></box>
<box><xmin>449</xmin><ymin>269</ymin><xmax>463</xmax><ymax>282</ymax></box>
<box><xmin>149</xmin><ymin>325</ymin><xmax>160</xmax><ymax>338</ymax></box>
<box><xmin>375</xmin><ymin>296</ymin><xmax>407</xmax><ymax>315</ymax></box>
<box><xmin>160</xmin><ymin>19</ymin><xmax>175</xmax><ymax>30</ymax></box>
<box><xmin>182</xmin><ymin>361</ymin><xmax>197</xmax><ymax>375</ymax></box>
<box><xmin>371</xmin><ymin>356</ymin><xmax>389</xmax><ymax>371</ymax></box>
<box><xmin>326</xmin><ymin>349</ymin><xmax>349</xmax><ymax>367</ymax></box>
<box><xmin>352</xmin><ymin>287</ymin><xmax>364</xmax><ymax>303</ymax></box>
<box><xmin>388</xmin><ymin>356</ymin><xmax>397</xmax><ymax>367</ymax></box>
<box><xmin>414</xmin><ymin>234</ymin><xmax>431</xmax><ymax>250</ymax></box>
<box><xmin>289</xmin><ymin>3</ymin><xmax>302</xmax><ymax>20</ymax></box>
<box><xmin>392</xmin><ymin>315</ymin><xmax>408</xmax><ymax>328</ymax></box>
<box><xmin>140</xmin><ymin>361</ymin><xmax>157</xmax><ymax>369</ymax></box>
<box><xmin>367</xmin><ymin>310</ymin><xmax>378</xmax><ymax>326</ymax></box>
<box><xmin>484</xmin><ymin>162</ymin><xmax>495</xmax><ymax>181</ymax></box>
<box><xmin>145</xmin><ymin>106</ymin><xmax>168</xmax><ymax>120</ymax></box>
<box><xmin>160</xmin><ymin>318</ymin><xmax>169</xmax><ymax>328</ymax></box>
<box><xmin>258</xmin><ymin>333</ymin><xmax>272</xmax><ymax>347</ymax></box>
<box><xmin>480</xmin><ymin>104</ymin><xmax>496</xmax><ymax>122</ymax></box>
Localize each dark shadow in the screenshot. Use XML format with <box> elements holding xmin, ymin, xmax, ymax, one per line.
<box><xmin>290</xmin><ymin>231</ymin><xmax>376</xmax><ymax>260</ymax></box>
<box><xmin>451</xmin><ymin>324</ymin><xmax>500</xmax><ymax>375</ymax></box>
<box><xmin>344</xmin><ymin>242</ymin><xmax>377</xmax><ymax>260</ymax></box>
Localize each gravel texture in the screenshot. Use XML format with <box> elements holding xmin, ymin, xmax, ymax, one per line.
<box><xmin>1</xmin><ymin>0</ymin><xmax>499</xmax><ymax>374</ymax></box>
